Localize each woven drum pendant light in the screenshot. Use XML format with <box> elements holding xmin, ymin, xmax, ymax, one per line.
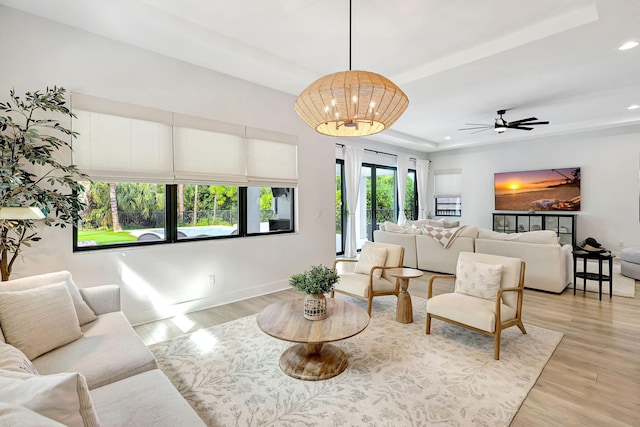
<box><xmin>294</xmin><ymin>1</ymin><xmax>409</xmax><ymax>137</ymax></box>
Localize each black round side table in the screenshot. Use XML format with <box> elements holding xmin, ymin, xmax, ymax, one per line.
<box><xmin>573</xmin><ymin>249</ymin><xmax>615</xmax><ymax>301</ymax></box>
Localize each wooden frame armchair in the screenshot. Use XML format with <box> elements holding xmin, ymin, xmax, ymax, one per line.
<box><xmin>426</xmin><ymin>251</ymin><xmax>526</xmax><ymax>360</ymax></box>
<box><xmin>332</xmin><ymin>242</ymin><xmax>405</xmax><ymax>315</ymax></box>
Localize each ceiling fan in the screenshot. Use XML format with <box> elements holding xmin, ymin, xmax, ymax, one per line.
<box><xmin>459</xmin><ymin>109</ymin><xmax>549</xmax><ymax>134</ymax></box>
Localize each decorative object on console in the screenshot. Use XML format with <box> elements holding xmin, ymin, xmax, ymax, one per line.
<box><xmin>289</xmin><ymin>264</ymin><xmax>340</xmax><ymax>320</ymax></box>
<box><xmin>0</xmin><ymin>87</ymin><xmax>88</xmax><ymax>280</ymax></box>
<box><xmin>294</xmin><ymin>0</ymin><xmax>408</xmax><ymax>137</ymax></box>
<box><xmin>494</xmin><ymin>167</ymin><xmax>580</xmax><ymax>212</ymax></box>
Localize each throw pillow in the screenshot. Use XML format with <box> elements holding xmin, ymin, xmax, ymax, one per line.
<box><xmin>0</xmin><ymin>283</ymin><xmax>83</xmax><ymax>360</ymax></box>
<box><xmin>455</xmin><ymin>261</ymin><xmax>503</xmax><ymax>301</ymax></box>
<box><xmin>0</xmin><ymin>402</ymin><xmax>66</xmax><ymax>426</ymax></box>
<box><xmin>0</xmin><ymin>370</ymin><xmax>99</xmax><ymax>427</ymax></box>
<box><xmin>355</xmin><ymin>244</ymin><xmax>388</xmax><ymax>279</ymax></box>
<box><xmin>0</xmin><ymin>342</ymin><xmax>38</xmax><ymax>375</ymax></box>
<box><xmin>1</xmin><ymin>271</ymin><xmax>97</xmax><ymax>326</ymax></box>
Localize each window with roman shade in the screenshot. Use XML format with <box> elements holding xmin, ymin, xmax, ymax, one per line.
<box><xmin>434</xmin><ymin>169</ymin><xmax>462</xmax><ymax>216</ymax></box>
<box><xmin>71</xmin><ymin>94</ymin><xmax>173</xmax><ymax>183</ymax></box>
<box><xmin>70</xmin><ymin>94</ymin><xmax>298</xmax><ymax>250</ymax></box>
<box><xmin>172</xmin><ymin>113</ymin><xmax>247</xmax><ymax>186</ymax></box>
<box><xmin>70</xmin><ymin>93</ymin><xmax>298</xmax><ymax>186</ymax></box>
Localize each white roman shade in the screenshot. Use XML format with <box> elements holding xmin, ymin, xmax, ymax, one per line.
<box><xmin>71</xmin><ymin>94</ymin><xmax>174</xmax><ymax>183</ymax></box>
<box><xmin>434</xmin><ymin>169</ymin><xmax>462</xmax><ymax>197</ymax></box>
<box><xmin>246</xmin><ymin>127</ymin><xmax>298</xmax><ymax>187</ymax></box>
<box><xmin>71</xmin><ymin>94</ymin><xmax>298</xmax><ymax>187</ymax></box>
<box><xmin>173</xmin><ymin>114</ymin><xmax>247</xmax><ymax>185</ymax></box>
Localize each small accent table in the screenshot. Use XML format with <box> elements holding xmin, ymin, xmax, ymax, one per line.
<box><xmin>387</xmin><ymin>267</ymin><xmax>424</xmax><ymax>323</ymax></box>
<box><xmin>573</xmin><ymin>249</ymin><xmax>615</xmax><ymax>301</ymax></box>
<box><xmin>256</xmin><ymin>298</ymin><xmax>369</xmax><ymax>381</ymax></box>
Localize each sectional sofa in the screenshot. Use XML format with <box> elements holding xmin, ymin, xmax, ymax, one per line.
<box><xmin>374</xmin><ymin>221</ymin><xmax>573</xmax><ymax>293</ymax></box>
<box><xmin>0</xmin><ymin>271</ymin><xmax>205</xmax><ymax>427</ymax></box>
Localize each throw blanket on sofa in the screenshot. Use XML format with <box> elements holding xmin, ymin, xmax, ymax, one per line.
<box><xmin>423</xmin><ymin>225</ymin><xmax>468</xmax><ymax>249</ymax></box>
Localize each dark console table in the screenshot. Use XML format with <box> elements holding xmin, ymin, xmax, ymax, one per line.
<box><xmin>573</xmin><ymin>249</ymin><xmax>615</xmax><ymax>301</ymax></box>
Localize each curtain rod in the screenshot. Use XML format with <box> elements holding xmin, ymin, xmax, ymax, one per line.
<box><xmin>335</xmin><ymin>143</ymin><xmax>430</xmax><ymax>162</ymax></box>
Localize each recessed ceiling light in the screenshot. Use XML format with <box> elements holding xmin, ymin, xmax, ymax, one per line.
<box><xmin>444</xmin><ymin>136</ymin><xmax>451</xmax><ymax>140</ymax></box>
<box><xmin>619</xmin><ymin>41</ymin><xmax>639</xmax><ymax>50</ymax></box>
<box><xmin>628</xmin><ymin>104</ymin><xmax>640</xmax><ymax>110</ymax></box>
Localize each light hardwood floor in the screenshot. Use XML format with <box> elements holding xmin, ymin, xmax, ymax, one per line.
<box><xmin>134</xmin><ymin>276</ymin><xmax>640</xmax><ymax>427</ymax></box>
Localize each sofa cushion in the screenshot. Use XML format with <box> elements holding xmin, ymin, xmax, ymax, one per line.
<box><xmin>478</xmin><ymin>228</ymin><xmax>558</xmax><ymax>244</ymax></box>
<box><xmin>0</xmin><ymin>370</ymin><xmax>100</xmax><ymax>427</ymax></box>
<box><xmin>455</xmin><ymin>260</ymin><xmax>503</xmax><ymax>301</ymax></box>
<box><xmin>33</xmin><ymin>311</ymin><xmax>158</xmax><ymax>389</ymax></box>
<box><xmin>0</xmin><ymin>402</ymin><xmax>66</xmax><ymax>426</ymax></box>
<box><xmin>380</xmin><ymin>221</ymin><xmax>415</xmax><ymax>233</ymax></box>
<box><xmin>0</xmin><ymin>342</ymin><xmax>38</xmax><ymax>375</ymax></box>
<box><xmin>406</xmin><ymin>219</ymin><xmax>446</xmax><ymax>228</ymax></box>
<box><xmin>0</xmin><ymin>283</ymin><xmax>83</xmax><ymax>359</ymax></box>
<box><xmin>90</xmin><ymin>369</ymin><xmax>205</xmax><ymax>426</ymax></box>
<box><xmin>355</xmin><ymin>243</ymin><xmax>388</xmax><ymax>279</ymax></box>
<box><xmin>442</xmin><ymin>220</ymin><xmax>460</xmax><ymax>228</ymax></box>
<box><xmin>2</xmin><ymin>271</ymin><xmax>96</xmax><ymax>327</ymax></box>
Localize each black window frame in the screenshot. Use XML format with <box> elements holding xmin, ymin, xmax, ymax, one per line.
<box><xmin>73</xmin><ymin>183</ymin><xmax>295</xmax><ymax>252</ymax></box>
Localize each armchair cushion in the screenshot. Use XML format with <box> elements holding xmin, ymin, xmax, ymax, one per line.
<box><xmin>333</xmin><ymin>273</ymin><xmax>396</xmax><ymax>298</ymax></box>
<box><xmin>426</xmin><ymin>293</ymin><xmax>517</xmax><ymax>333</ymax></box>
<box><xmin>355</xmin><ymin>243</ymin><xmax>388</xmax><ymax>279</ymax></box>
<box><xmin>455</xmin><ymin>260</ymin><xmax>503</xmax><ymax>301</ymax></box>
<box><xmin>0</xmin><ymin>283</ymin><xmax>82</xmax><ymax>360</ymax></box>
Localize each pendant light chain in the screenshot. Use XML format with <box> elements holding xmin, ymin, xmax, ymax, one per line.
<box><xmin>349</xmin><ymin>0</ymin><xmax>352</xmax><ymax>71</ymax></box>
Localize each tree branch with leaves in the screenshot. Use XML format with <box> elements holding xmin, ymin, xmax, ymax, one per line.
<box><xmin>0</xmin><ymin>87</ymin><xmax>88</xmax><ymax>280</ymax></box>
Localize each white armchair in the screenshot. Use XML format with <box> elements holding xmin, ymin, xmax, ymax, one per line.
<box><xmin>332</xmin><ymin>242</ymin><xmax>405</xmax><ymax>315</ymax></box>
<box><xmin>426</xmin><ymin>252</ymin><xmax>526</xmax><ymax>360</ymax></box>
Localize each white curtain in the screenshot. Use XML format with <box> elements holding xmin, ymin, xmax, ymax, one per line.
<box><xmin>344</xmin><ymin>146</ymin><xmax>364</xmax><ymax>258</ymax></box>
<box><xmin>416</xmin><ymin>159</ymin><xmax>430</xmax><ymax>219</ymax></box>
<box><xmin>396</xmin><ymin>155</ymin><xmax>409</xmax><ymax>225</ymax></box>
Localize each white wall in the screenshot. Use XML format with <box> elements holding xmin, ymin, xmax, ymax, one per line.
<box><xmin>0</xmin><ymin>6</ymin><xmax>340</xmax><ymax>324</ymax></box>
<box><xmin>428</xmin><ymin>127</ymin><xmax>640</xmax><ymax>253</ymax></box>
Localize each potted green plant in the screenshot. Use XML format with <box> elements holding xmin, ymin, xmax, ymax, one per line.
<box><xmin>289</xmin><ymin>264</ymin><xmax>340</xmax><ymax>320</ymax></box>
<box><xmin>0</xmin><ymin>87</ymin><xmax>88</xmax><ymax>280</ymax></box>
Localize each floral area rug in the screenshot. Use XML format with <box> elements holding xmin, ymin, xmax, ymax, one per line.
<box><xmin>149</xmin><ymin>295</ymin><xmax>563</xmax><ymax>426</ymax></box>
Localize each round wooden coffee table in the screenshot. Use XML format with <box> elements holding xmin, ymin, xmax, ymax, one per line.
<box><xmin>256</xmin><ymin>297</ymin><xmax>369</xmax><ymax>381</ymax></box>
<box><xmin>387</xmin><ymin>267</ymin><xmax>424</xmax><ymax>323</ymax></box>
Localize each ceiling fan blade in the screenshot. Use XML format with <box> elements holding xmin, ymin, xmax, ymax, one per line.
<box><xmin>458</xmin><ymin>126</ymin><xmax>491</xmax><ymax>131</ymax></box>
<box><xmin>521</xmin><ymin>121</ymin><xmax>549</xmax><ymax>125</ymax></box>
<box><xmin>470</xmin><ymin>128</ymin><xmax>491</xmax><ymax>134</ymax></box>
<box><xmin>508</xmin><ymin>126</ymin><xmax>534</xmax><ymax>131</ymax></box>
<box><xmin>508</xmin><ymin>117</ymin><xmax>537</xmax><ymax>125</ymax></box>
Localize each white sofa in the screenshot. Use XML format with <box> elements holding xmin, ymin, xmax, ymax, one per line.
<box><xmin>373</xmin><ymin>221</ymin><xmax>478</xmax><ymax>274</ymax></box>
<box><xmin>0</xmin><ymin>271</ymin><xmax>205</xmax><ymax>427</ymax></box>
<box><xmin>475</xmin><ymin>229</ymin><xmax>573</xmax><ymax>293</ymax></box>
<box><xmin>373</xmin><ymin>222</ymin><xmax>573</xmax><ymax>293</ymax></box>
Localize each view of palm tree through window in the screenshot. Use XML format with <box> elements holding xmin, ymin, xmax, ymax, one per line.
<box><xmin>76</xmin><ymin>182</ymin><xmax>292</xmax><ymax>248</ymax></box>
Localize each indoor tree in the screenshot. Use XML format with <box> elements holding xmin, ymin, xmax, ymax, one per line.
<box><xmin>0</xmin><ymin>87</ymin><xmax>88</xmax><ymax>280</ymax></box>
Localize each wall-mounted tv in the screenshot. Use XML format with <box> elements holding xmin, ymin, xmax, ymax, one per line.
<box><xmin>494</xmin><ymin>167</ymin><xmax>581</xmax><ymax>211</ymax></box>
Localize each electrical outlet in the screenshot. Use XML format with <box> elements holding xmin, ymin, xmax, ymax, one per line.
<box><xmin>208</xmin><ymin>275</ymin><xmax>215</xmax><ymax>286</ymax></box>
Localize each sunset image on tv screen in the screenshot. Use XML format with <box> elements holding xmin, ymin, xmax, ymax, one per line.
<box><xmin>494</xmin><ymin>167</ymin><xmax>581</xmax><ymax>211</ymax></box>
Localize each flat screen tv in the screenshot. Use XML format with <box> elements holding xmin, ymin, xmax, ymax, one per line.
<box><xmin>494</xmin><ymin>167</ymin><xmax>581</xmax><ymax>211</ymax></box>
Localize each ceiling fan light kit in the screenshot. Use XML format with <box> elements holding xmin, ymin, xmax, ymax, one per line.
<box><xmin>294</xmin><ymin>0</ymin><xmax>408</xmax><ymax>137</ymax></box>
